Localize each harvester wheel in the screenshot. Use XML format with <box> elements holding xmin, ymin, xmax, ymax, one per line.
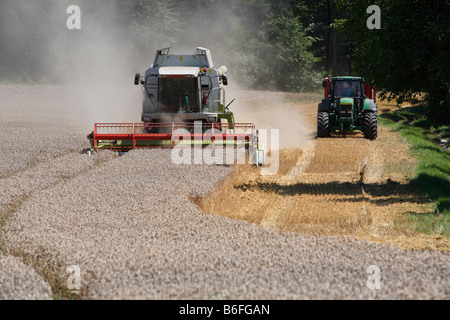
<box><xmin>317</xmin><ymin>112</ymin><xmax>330</xmax><ymax>138</ymax></box>
<box><xmin>364</xmin><ymin>112</ymin><xmax>378</xmax><ymax>140</ymax></box>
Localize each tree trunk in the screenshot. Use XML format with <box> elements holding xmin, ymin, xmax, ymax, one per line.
<box><xmin>325</xmin><ymin>0</ymin><xmax>331</xmax><ymax>75</ymax></box>
<box><xmin>332</xmin><ymin>27</ymin><xmax>336</xmax><ymax>76</ymax></box>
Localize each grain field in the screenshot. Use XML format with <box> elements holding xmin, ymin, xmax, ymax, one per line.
<box><xmin>0</xmin><ymin>85</ymin><xmax>448</xmax><ymax>299</ymax></box>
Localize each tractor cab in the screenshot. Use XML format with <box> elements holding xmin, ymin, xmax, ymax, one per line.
<box><xmin>333</xmin><ymin>79</ymin><xmax>363</xmax><ymax>99</ymax></box>
<box><xmin>323</xmin><ymin>76</ymin><xmax>376</xmax><ymax>101</ymax></box>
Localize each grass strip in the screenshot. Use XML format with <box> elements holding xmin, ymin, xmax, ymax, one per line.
<box><xmin>379</xmin><ymin>103</ymin><xmax>449</xmax><ymax>236</ymax></box>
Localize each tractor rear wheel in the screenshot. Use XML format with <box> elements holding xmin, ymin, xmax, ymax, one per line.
<box><xmin>317</xmin><ymin>112</ymin><xmax>330</xmax><ymax>137</ymax></box>
<box><xmin>364</xmin><ymin>112</ymin><xmax>378</xmax><ymax>140</ymax></box>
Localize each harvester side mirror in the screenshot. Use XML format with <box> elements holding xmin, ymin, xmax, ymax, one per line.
<box><xmin>134</xmin><ymin>73</ymin><xmax>140</xmax><ymax>85</ymax></box>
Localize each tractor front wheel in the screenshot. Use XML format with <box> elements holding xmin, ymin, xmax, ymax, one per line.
<box><xmin>317</xmin><ymin>112</ymin><xmax>330</xmax><ymax>138</ymax></box>
<box><xmin>364</xmin><ymin>112</ymin><xmax>378</xmax><ymax>140</ymax></box>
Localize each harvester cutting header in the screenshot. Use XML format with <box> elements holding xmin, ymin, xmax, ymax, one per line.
<box><xmin>87</xmin><ymin>47</ymin><xmax>265</xmax><ymax>166</ymax></box>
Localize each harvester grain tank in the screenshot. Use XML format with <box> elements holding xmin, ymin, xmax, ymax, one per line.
<box><xmin>317</xmin><ymin>76</ymin><xmax>378</xmax><ymax>139</ymax></box>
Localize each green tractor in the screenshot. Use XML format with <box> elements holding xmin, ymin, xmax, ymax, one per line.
<box><xmin>317</xmin><ymin>76</ymin><xmax>378</xmax><ymax>139</ymax></box>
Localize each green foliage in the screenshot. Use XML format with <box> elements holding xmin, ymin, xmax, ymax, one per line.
<box><xmin>266</xmin><ymin>11</ymin><xmax>320</xmax><ymax>91</ymax></box>
<box><xmin>338</xmin><ymin>0</ymin><xmax>450</xmax><ymax>124</ymax></box>
<box><xmin>228</xmin><ymin>1</ymin><xmax>321</xmax><ymax>91</ymax></box>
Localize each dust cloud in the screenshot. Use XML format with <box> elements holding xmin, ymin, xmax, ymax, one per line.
<box><xmin>227</xmin><ymin>88</ymin><xmax>314</xmax><ymax>150</ymax></box>
<box><xmin>1</xmin><ymin>0</ymin><xmax>149</xmax><ymax>127</ymax></box>
<box><xmin>0</xmin><ymin>0</ymin><xmax>313</xmax><ymax>148</ymax></box>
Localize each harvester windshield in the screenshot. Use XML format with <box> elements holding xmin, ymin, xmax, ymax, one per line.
<box><xmin>158</xmin><ymin>77</ymin><xmax>199</xmax><ymax>113</ymax></box>
<box><xmin>334</xmin><ymin>80</ymin><xmax>362</xmax><ymax>98</ymax></box>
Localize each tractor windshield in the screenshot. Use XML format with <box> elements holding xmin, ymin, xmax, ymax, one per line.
<box><xmin>158</xmin><ymin>77</ymin><xmax>198</xmax><ymax>113</ymax></box>
<box><xmin>333</xmin><ymin>80</ymin><xmax>362</xmax><ymax>98</ymax></box>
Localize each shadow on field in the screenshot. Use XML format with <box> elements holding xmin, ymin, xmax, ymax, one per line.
<box><xmin>379</xmin><ymin>112</ymin><xmax>404</xmax><ymax>123</ymax></box>
<box><xmin>412</xmin><ymin>173</ymin><xmax>450</xmax><ymax>214</ymax></box>
<box><xmin>234</xmin><ymin>179</ymin><xmax>431</xmax><ymax>207</ymax></box>
<box><xmin>326</xmin><ymin>132</ymin><xmax>364</xmax><ymax>139</ymax></box>
<box><xmin>235</xmin><ymin>170</ymin><xmax>450</xmax><ymax>216</ymax></box>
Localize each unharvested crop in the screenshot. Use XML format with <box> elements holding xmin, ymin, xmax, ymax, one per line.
<box><xmin>1</xmin><ymin>86</ymin><xmax>449</xmax><ymax>300</ymax></box>
<box><xmin>0</xmin><ymin>253</ymin><xmax>53</xmax><ymax>300</ymax></box>
<box><xmin>3</xmin><ymin>149</ymin><xmax>449</xmax><ymax>299</ymax></box>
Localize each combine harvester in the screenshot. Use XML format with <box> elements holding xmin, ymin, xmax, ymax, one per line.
<box><xmin>87</xmin><ymin>47</ymin><xmax>265</xmax><ymax>166</ymax></box>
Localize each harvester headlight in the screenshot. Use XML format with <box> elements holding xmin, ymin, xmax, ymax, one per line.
<box><xmin>208</xmin><ymin>116</ymin><xmax>217</xmax><ymax>122</ymax></box>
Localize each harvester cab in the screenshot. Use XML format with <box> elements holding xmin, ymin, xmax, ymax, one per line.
<box><xmin>135</xmin><ymin>47</ymin><xmax>234</xmax><ymax>128</ymax></box>
<box><xmin>317</xmin><ymin>76</ymin><xmax>378</xmax><ymax>139</ymax></box>
<box><xmin>87</xmin><ymin>47</ymin><xmax>265</xmax><ymax>166</ymax></box>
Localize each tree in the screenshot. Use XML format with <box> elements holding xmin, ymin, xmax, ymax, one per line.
<box><xmin>228</xmin><ymin>0</ymin><xmax>321</xmax><ymax>91</ymax></box>
<box><xmin>266</xmin><ymin>10</ymin><xmax>320</xmax><ymax>91</ymax></box>
<box><xmin>337</xmin><ymin>0</ymin><xmax>450</xmax><ymax>124</ymax></box>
